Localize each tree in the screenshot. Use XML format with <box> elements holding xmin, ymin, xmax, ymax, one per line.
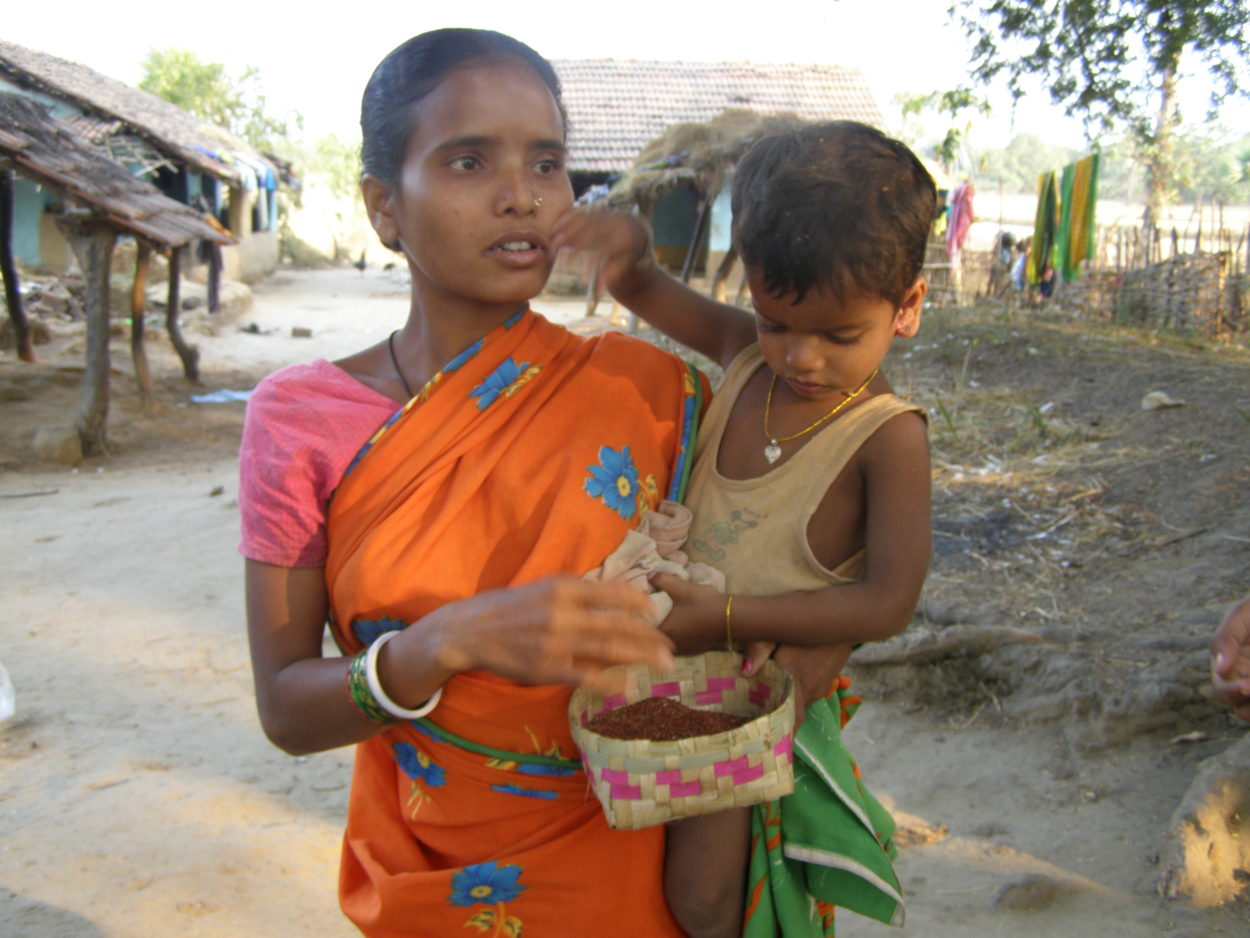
<box><xmin>899</xmin><ymin>87</ymin><xmax>992</xmax><ymax>177</ymax></box>
<box><xmin>138</xmin><ymin>48</ymin><xmax>296</xmax><ymax>153</ymax></box>
<box><xmin>955</xmin><ymin>1</ymin><xmax>1250</xmax><ymax>228</ymax></box>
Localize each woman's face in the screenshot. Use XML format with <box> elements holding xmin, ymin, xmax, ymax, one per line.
<box><xmin>366</xmin><ymin>58</ymin><xmax>574</xmax><ymax>314</ymax></box>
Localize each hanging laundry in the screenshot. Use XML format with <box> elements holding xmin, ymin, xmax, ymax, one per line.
<box><xmin>1058</xmin><ymin>153</ymin><xmax>1101</xmax><ymax>282</ymax></box>
<box><xmin>945</xmin><ymin>180</ymin><xmax>975</xmax><ymax>260</ymax></box>
<box><xmin>1028</xmin><ymin>171</ymin><xmax>1059</xmax><ymax>287</ymax></box>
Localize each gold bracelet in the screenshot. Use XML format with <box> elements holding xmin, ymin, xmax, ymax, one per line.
<box><xmin>725</xmin><ymin>593</ymin><xmax>735</xmax><ymax>651</ymax></box>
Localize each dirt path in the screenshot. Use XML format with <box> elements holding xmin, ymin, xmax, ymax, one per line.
<box><xmin>2</xmin><ymin>266</ymin><xmax>1248</xmax><ymax>937</ymax></box>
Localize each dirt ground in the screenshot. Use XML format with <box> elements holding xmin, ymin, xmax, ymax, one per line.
<box><xmin>2</xmin><ymin>265</ymin><xmax>1250</xmax><ymax>938</ymax></box>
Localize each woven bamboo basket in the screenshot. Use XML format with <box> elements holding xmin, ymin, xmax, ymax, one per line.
<box><xmin>568</xmin><ymin>651</ymin><xmax>795</xmax><ymax>830</ymax></box>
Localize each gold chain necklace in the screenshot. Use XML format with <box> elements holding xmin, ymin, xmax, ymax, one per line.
<box><xmin>762</xmin><ymin>367</ymin><xmax>879</xmax><ymax>464</ymax></box>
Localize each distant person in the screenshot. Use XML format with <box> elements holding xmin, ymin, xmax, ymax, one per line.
<box><xmin>556</xmin><ymin>119</ymin><xmax>933</xmax><ymax>937</ymax></box>
<box><xmin>1210</xmin><ymin>597</ymin><xmax>1250</xmax><ymax>722</ymax></box>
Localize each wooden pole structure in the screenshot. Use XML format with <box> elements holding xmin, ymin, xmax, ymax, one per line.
<box><xmin>0</xmin><ymin>168</ymin><xmax>35</xmax><ymax>362</ymax></box>
<box><xmin>131</xmin><ymin>242</ymin><xmax>154</xmax><ymax>403</ymax></box>
<box><xmin>56</xmin><ymin>213</ymin><xmax>115</xmax><ymax>455</ymax></box>
<box><xmin>165</xmin><ymin>247</ymin><xmax>199</xmax><ymax>381</ymax></box>
<box><xmin>680</xmin><ymin>196</ymin><xmax>712</xmax><ymax>284</ymax></box>
<box><xmin>710</xmin><ymin>245</ymin><xmax>739</xmax><ymax>303</ymax></box>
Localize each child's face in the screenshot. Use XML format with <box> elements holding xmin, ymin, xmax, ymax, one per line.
<box><xmin>747</xmin><ymin>268</ymin><xmax>924</xmax><ymax>401</ymax></box>
<box><xmin>363</xmin><ymin>59</ymin><xmax>573</xmax><ymax>312</ymax></box>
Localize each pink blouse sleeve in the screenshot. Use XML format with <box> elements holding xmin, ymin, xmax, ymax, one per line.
<box><xmin>238</xmin><ymin>363</ymin><xmax>395</xmax><ymax>568</ymax></box>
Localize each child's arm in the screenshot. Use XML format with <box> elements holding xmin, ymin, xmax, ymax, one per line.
<box><xmin>552</xmin><ymin>209</ymin><xmax>756</xmax><ymax>371</ymax></box>
<box><xmin>653</xmin><ymin>411</ymin><xmax>931</xmax><ymax>650</ymax></box>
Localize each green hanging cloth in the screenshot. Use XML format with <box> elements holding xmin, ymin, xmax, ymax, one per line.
<box><xmin>1058</xmin><ymin>153</ymin><xmax>1101</xmax><ymax>282</ymax></box>
<box><xmin>1028</xmin><ymin>170</ymin><xmax>1060</xmax><ymax>286</ymax></box>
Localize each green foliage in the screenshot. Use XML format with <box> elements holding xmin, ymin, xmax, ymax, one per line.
<box><xmin>899</xmin><ymin>86</ymin><xmax>992</xmax><ymax>172</ymax></box>
<box><xmin>139</xmin><ymin>48</ymin><xmax>299</xmax><ymax>153</ymax></box>
<box><xmin>955</xmin><ymin>1</ymin><xmax>1250</xmax><ymax>144</ymax></box>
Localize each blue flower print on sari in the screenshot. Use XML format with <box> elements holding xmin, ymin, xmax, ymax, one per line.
<box><xmin>393</xmin><ymin>743</ymin><xmax>446</xmax><ymax>787</ymax></box>
<box><xmin>470</xmin><ymin>357</ymin><xmax>542</xmax><ymax>410</ymax></box>
<box><xmin>584</xmin><ymin>445</ymin><xmax>640</xmax><ymax>520</ymax></box>
<box><xmin>393</xmin><ymin>742</ymin><xmax>446</xmax><ymax>819</ymax></box>
<box><xmin>449</xmin><ymin>861</ymin><xmax>528</xmax><ymax>907</ymax></box>
<box><xmin>351</xmin><ymin>617</ymin><xmax>405</xmax><ymax>646</ymax></box>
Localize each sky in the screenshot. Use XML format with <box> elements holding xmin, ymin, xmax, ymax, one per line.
<box><xmin>3</xmin><ymin>0</ymin><xmax>1245</xmax><ymax>155</ymax></box>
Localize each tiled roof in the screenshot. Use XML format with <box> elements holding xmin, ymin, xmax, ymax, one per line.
<box><xmin>0</xmin><ymin>93</ymin><xmax>232</xmax><ymax>248</ymax></box>
<box><xmin>0</xmin><ymin>39</ymin><xmax>264</xmax><ymax>185</ymax></box>
<box><xmin>552</xmin><ymin>59</ymin><xmax>882</xmax><ymax>173</ymax></box>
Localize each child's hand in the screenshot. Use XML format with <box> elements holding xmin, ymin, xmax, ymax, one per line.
<box><xmin>649</xmin><ymin>572</ymin><xmax>724</xmax><ymax>656</ymax></box>
<box><xmin>1211</xmin><ymin>597</ymin><xmax>1250</xmax><ymax>722</ymax></box>
<box><xmin>551</xmin><ymin>209</ymin><xmax>655</xmax><ymax>297</ymax></box>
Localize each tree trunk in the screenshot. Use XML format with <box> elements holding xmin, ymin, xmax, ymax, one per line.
<box><xmin>0</xmin><ymin>169</ymin><xmax>34</xmax><ymax>363</ymax></box>
<box><xmin>57</xmin><ymin>215</ymin><xmax>115</xmax><ymax>456</ymax></box>
<box><xmin>165</xmin><ymin>248</ymin><xmax>200</xmax><ymax>381</ymax></box>
<box><xmin>1143</xmin><ymin>59</ymin><xmax>1179</xmax><ymax>234</ymax></box>
<box><xmin>131</xmin><ymin>242</ymin><xmax>153</xmax><ymax>403</ymax></box>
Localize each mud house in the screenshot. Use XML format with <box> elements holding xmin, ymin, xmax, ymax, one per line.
<box><xmin>551</xmin><ymin>59</ymin><xmax>882</xmax><ymax>282</ymax></box>
<box><xmin>0</xmin><ymin>38</ymin><xmax>279</xmax><ymax>285</ymax></box>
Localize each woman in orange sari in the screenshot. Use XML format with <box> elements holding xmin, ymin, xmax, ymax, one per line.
<box><xmin>240</xmin><ymin>29</ymin><xmax>699</xmax><ymax>936</ymax></box>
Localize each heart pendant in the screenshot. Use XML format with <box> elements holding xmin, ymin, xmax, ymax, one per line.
<box><xmin>764</xmin><ymin>441</ymin><xmax>782</xmax><ymax>465</ymax></box>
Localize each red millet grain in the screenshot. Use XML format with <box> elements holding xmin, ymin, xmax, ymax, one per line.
<box><xmin>585</xmin><ymin>696</ymin><xmax>750</xmax><ymax>741</ymax></box>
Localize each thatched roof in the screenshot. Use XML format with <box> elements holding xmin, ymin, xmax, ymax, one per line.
<box><xmin>0</xmin><ymin>93</ymin><xmax>233</xmax><ymax>249</ymax></box>
<box><xmin>607</xmin><ymin>110</ymin><xmax>809</xmax><ymax>209</ymax></box>
<box><xmin>0</xmin><ymin>39</ymin><xmax>263</xmax><ymax>186</ymax></box>
<box><xmin>552</xmin><ymin>59</ymin><xmax>882</xmax><ymax>173</ymax></box>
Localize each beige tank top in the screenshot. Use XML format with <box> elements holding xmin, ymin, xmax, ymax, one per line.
<box><xmin>683</xmin><ymin>344</ymin><xmax>925</xmax><ymax>595</ymax></box>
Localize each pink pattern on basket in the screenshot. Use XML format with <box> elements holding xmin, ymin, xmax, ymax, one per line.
<box><xmin>668</xmin><ymin>781</ymin><xmax>703</xmax><ymax>797</ymax></box>
<box><xmin>611</xmin><ymin>783</ymin><xmax>643</xmax><ymax>799</ymax></box>
<box><xmin>657</xmin><ymin>770</ymin><xmax>703</xmax><ymax>798</ymax></box>
<box><xmin>749</xmin><ymin>680</ymin><xmax>773</xmax><ymax>706</ymax></box>
<box><xmin>601</xmin><ymin>693</ymin><xmax>629</xmax><ymax>712</ymax></box>
<box><xmin>649</xmin><ymin>681</ymin><xmax>681</xmax><ymax>697</ymax></box>
<box><xmin>774</xmin><ymin>733</ymin><xmax>793</xmax><ymax>762</ymax></box>
<box><xmin>600</xmin><ymin>768</ymin><xmax>631</xmax><ymax>784</ymax></box>
<box><xmin>714</xmin><ymin>756</ymin><xmax>749</xmax><ymax>778</ymax></box>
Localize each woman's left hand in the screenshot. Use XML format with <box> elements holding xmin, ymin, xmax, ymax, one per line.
<box><xmin>771</xmin><ymin>643</ymin><xmax>853</xmax><ymax>727</ymax></box>
<box><xmin>650</xmin><ymin>572</ymin><xmax>725</xmax><ymax>655</ymax></box>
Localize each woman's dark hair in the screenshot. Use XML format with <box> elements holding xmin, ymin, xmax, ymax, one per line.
<box><xmin>360</xmin><ymin>28</ymin><xmax>567</xmax><ymax>187</ymax></box>
<box><xmin>731</xmin><ymin>121</ymin><xmax>937</xmax><ymax>308</ymax></box>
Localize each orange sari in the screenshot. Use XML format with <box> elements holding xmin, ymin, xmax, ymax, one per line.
<box><xmin>325</xmin><ymin>308</ymin><xmax>700</xmax><ymax>937</ymax></box>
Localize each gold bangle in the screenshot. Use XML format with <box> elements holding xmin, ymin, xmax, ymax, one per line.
<box><xmin>725</xmin><ymin>593</ymin><xmax>735</xmax><ymax>651</ymax></box>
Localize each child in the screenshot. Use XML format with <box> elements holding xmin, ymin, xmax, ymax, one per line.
<box><xmin>554</xmin><ymin>120</ymin><xmax>935</xmax><ymax>936</ymax></box>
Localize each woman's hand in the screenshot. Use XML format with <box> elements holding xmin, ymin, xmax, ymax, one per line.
<box><xmin>550</xmin><ymin>208</ymin><xmax>656</xmax><ymax>297</ymax></box>
<box><xmin>425</xmin><ymin>577</ymin><xmax>674</xmax><ymax>688</ymax></box>
<box><xmin>771</xmin><ymin>643</ymin><xmax>853</xmax><ymax>727</ymax></box>
<box><xmin>649</xmin><ymin>573</ymin><xmax>725</xmax><ymax>656</ymax></box>
<box><xmin>1210</xmin><ymin>597</ymin><xmax>1250</xmax><ymax>723</ymax></box>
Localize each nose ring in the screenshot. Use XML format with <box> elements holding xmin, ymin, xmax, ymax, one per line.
<box><xmin>532</xmin><ymin>196</ymin><xmax>543</xmax><ymax>208</ymax></box>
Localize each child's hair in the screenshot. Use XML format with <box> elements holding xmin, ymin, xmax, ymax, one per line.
<box><xmin>731</xmin><ymin>121</ymin><xmax>937</xmax><ymax>308</ymax></box>
<box><xmin>360</xmin><ymin>28</ymin><xmax>567</xmax><ymax>187</ymax></box>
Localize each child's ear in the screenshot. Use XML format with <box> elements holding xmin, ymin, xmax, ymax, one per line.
<box><xmin>893</xmin><ymin>277</ymin><xmax>927</xmax><ymax>337</ymax></box>
<box><xmin>361</xmin><ymin>175</ymin><xmax>401</xmax><ymax>250</ymax></box>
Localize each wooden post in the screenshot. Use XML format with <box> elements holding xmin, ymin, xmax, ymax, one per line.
<box><xmin>0</xmin><ymin>168</ymin><xmax>35</xmax><ymax>362</ymax></box>
<box><xmin>711</xmin><ymin>245</ymin><xmax>739</xmax><ymax>303</ymax></box>
<box><xmin>206</xmin><ymin>240</ymin><xmax>222</xmax><ymax>314</ymax></box>
<box><xmin>680</xmin><ymin>196</ymin><xmax>712</xmax><ymax>284</ymax></box>
<box><xmin>57</xmin><ymin>213</ymin><xmax>116</xmax><ymax>455</ymax></box>
<box><xmin>165</xmin><ymin>247</ymin><xmax>199</xmax><ymax>381</ymax></box>
<box><xmin>131</xmin><ymin>242</ymin><xmax>154</xmax><ymax>403</ymax></box>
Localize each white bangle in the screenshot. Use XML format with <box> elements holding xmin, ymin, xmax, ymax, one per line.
<box><xmin>364</xmin><ymin>630</ymin><xmax>443</xmax><ymax>721</ymax></box>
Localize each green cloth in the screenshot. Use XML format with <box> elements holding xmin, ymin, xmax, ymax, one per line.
<box><xmin>1028</xmin><ymin>170</ymin><xmax>1060</xmax><ymax>286</ymax></box>
<box><xmin>743</xmin><ymin>687</ymin><xmax>903</xmax><ymax>936</ymax></box>
<box><xmin>1057</xmin><ymin>153</ymin><xmax>1101</xmax><ymax>283</ymax></box>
